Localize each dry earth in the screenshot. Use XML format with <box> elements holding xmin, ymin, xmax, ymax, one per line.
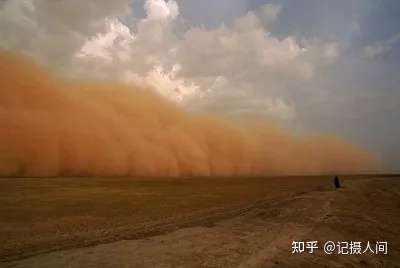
<box><xmin>0</xmin><ymin>176</ymin><xmax>399</xmax><ymax>267</ymax></box>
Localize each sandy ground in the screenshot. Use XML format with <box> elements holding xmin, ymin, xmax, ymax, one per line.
<box><xmin>1</xmin><ymin>176</ymin><xmax>399</xmax><ymax>267</ymax></box>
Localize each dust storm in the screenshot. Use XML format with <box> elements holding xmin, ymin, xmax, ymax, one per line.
<box><xmin>0</xmin><ymin>52</ymin><xmax>377</xmax><ymax>177</ymax></box>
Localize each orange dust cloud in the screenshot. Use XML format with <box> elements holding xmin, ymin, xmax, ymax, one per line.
<box><xmin>0</xmin><ymin>52</ymin><xmax>378</xmax><ymax>177</ymax></box>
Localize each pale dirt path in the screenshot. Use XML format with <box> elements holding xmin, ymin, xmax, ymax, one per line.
<box><xmin>2</xmin><ymin>177</ymin><xmax>399</xmax><ymax>267</ymax></box>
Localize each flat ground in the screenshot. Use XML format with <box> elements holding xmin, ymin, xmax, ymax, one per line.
<box><xmin>0</xmin><ymin>175</ymin><xmax>399</xmax><ymax>267</ymax></box>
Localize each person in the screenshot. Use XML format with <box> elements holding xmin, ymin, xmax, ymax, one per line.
<box><xmin>334</xmin><ymin>176</ymin><xmax>341</xmax><ymax>189</ymax></box>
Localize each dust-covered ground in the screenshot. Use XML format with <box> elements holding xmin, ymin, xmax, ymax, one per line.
<box><xmin>0</xmin><ymin>176</ymin><xmax>399</xmax><ymax>267</ymax></box>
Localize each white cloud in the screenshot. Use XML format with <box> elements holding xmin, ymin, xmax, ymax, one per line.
<box><xmin>144</xmin><ymin>0</ymin><xmax>179</xmax><ymax>20</ymax></box>
<box><xmin>176</xmin><ymin>12</ymin><xmax>311</xmax><ymax>81</ymax></box>
<box><xmin>1</xmin><ymin>0</ymin><xmax>343</xmax><ymax>121</ymax></box>
<box><xmin>77</xmin><ymin>18</ymin><xmax>135</xmax><ymax>62</ymax></box>
<box><xmin>71</xmin><ymin>0</ymin><xmax>342</xmax><ymax>120</ymax></box>
<box><xmin>0</xmin><ymin>0</ymin><xmax>132</xmax><ymax>68</ymax></box>
<box><xmin>361</xmin><ymin>33</ymin><xmax>400</xmax><ymax>60</ymax></box>
<box><xmin>122</xmin><ymin>64</ymin><xmax>199</xmax><ymax>103</ymax></box>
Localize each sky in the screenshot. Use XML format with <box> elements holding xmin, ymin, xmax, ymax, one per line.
<box><xmin>0</xmin><ymin>0</ymin><xmax>399</xmax><ymax>171</ymax></box>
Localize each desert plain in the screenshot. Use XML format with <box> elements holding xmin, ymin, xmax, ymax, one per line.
<box><xmin>0</xmin><ymin>175</ymin><xmax>399</xmax><ymax>267</ymax></box>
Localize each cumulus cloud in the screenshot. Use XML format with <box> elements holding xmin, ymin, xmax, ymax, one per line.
<box><xmin>76</xmin><ymin>18</ymin><xmax>135</xmax><ymax>63</ymax></box>
<box><xmin>72</xmin><ymin>1</ymin><xmax>339</xmax><ymax>121</ymax></box>
<box><xmin>0</xmin><ymin>0</ymin><xmax>132</xmax><ymax>68</ymax></box>
<box><xmin>122</xmin><ymin>64</ymin><xmax>199</xmax><ymax>103</ymax></box>
<box><xmin>0</xmin><ymin>0</ymin><xmax>358</xmax><ymax>123</ymax></box>
<box><xmin>144</xmin><ymin>0</ymin><xmax>179</xmax><ymax>20</ymax></box>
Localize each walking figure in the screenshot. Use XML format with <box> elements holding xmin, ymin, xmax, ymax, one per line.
<box><xmin>334</xmin><ymin>176</ymin><xmax>341</xmax><ymax>189</ymax></box>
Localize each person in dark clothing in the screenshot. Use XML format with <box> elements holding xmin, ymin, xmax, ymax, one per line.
<box><xmin>334</xmin><ymin>176</ymin><xmax>341</xmax><ymax>189</ymax></box>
